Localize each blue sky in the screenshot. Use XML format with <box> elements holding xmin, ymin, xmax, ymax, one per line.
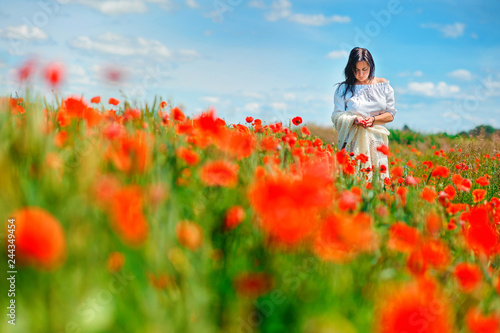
<box><xmin>1</xmin><ymin>0</ymin><xmax>499</xmax><ymax>134</ymax></box>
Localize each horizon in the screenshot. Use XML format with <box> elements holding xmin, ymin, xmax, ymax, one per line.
<box><xmin>1</xmin><ymin>0</ymin><xmax>499</xmax><ymax>135</ymax></box>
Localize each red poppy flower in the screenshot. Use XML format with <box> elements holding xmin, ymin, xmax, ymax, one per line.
<box><xmin>421</xmin><ymin>187</ymin><xmax>437</xmax><ymax>203</ymax></box>
<box><xmin>301</xmin><ymin>126</ymin><xmax>311</xmax><ymax>136</ymax></box>
<box><xmin>176</xmin><ymin>221</ymin><xmax>203</xmax><ymax>251</ymax></box>
<box><xmin>375</xmin><ymin>278</ymin><xmax>454</xmax><ymax>333</ymax></box>
<box><xmin>466</xmin><ymin>308</ymin><xmax>500</xmax><ymax>333</ymax></box>
<box><xmin>18</xmin><ymin>59</ymin><xmax>36</xmax><ymax>82</ymax></box>
<box><xmin>472</xmin><ymin>189</ymin><xmax>487</xmax><ymax>203</ymax></box>
<box><xmin>476</xmin><ymin>176</ymin><xmax>490</xmax><ymax>186</ymax></box>
<box><xmin>355</xmin><ymin>153</ymin><xmax>369</xmax><ymax>164</ymax></box>
<box><xmin>8</xmin><ymin>207</ymin><xmax>66</xmax><ymax>270</ymax></box>
<box><xmin>313</xmin><ymin>138</ymin><xmax>323</xmax><ymax>147</ymax></box>
<box><xmin>315</xmin><ymin>212</ymin><xmax>379</xmax><ymax>263</ymax></box>
<box><xmin>376</xmin><ymin>144</ymin><xmax>390</xmax><ymax>156</ymax></box>
<box><xmin>159</xmin><ymin>100</ymin><xmax>168</xmax><ymax>109</ymax></box>
<box><xmin>454</xmin><ymin>263</ymin><xmax>482</xmax><ymax>292</ymax></box>
<box><xmin>387</xmin><ymin>222</ymin><xmax>421</xmax><ymax>253</ymax></box>
<box><xmin>225</xmin><ymin>206</ymin><xmax>246</xmax><ymax>229</ymax></box>
<box><xmin>44</xmin><ymin>62</ymin><xmax>64</xmax><ymax>88</ymax></box>
<box><xmin>90</xmin><ymin>96</ymin><xmax>101</xmax><ymax>103</ymax></box>
<box><xmin>390</xmin><ymin>166</ymin><xmax>404</xmax><ymax>178</ymax></box>
<box><xmin>176</xmin><ymin>147</ymin><xmax>200</xmax><ymax>166</ymax></box>
<box><xmin>62</xmin><ymin>96</ymin><xmax>87</xmax><ymax>118</ymax></box>
<box><xmin>107</xmin><ymin>252</ymin><xmax>125</xmax><ymax>273</ymax></box>
<box><xmin>464</xmin><ymin>206</ymin><xmax>498</xmax><ymax>256</ymax></box>
<box><xmin>109</xmin><ymin>97</ymin><xmax>120</xmax><ymax>106</ymax></box>
<box><xmin>452</xmin><ymin>174</ymin><xmax>472</xmax><ymax>192</ymax></box>
<box><xmin>431</xmin><ymin>165</ymin><xmax>450</xmax><ymax>178</ymax></box>
<box><xmin>109</xmin><ymin>185</ymin><xmax>149</xmax><ymax>247</ymax></box>
<box><xmin>171</xmin><ymin>107</ymin><xmax>186</xmax><ymax>121</ymax></box>
<box><xmin>199</xmin><ymin>160</ymin><xmax>239</xmax><ymax>188</ymax></box>
<box><xmin>292</xmin><ymin>116</ymin><xmax>302</xmax><ymax>125</ymax></box>
<box><xmin>248</xmin><ymin>162</ymin><xmax>333</xmax><ymax>245</ymax></box>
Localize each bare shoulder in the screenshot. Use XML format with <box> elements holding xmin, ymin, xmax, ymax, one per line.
<box><xmin>376</xmin><ymin>77</ymin><xmax>388</xmax><ymax>83</ymax></box>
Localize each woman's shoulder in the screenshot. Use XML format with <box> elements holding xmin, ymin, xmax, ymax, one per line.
<box><xmin>376</xmin><ymin>77</ymin><xmax>388</xmax><ymax>84</ymax></box>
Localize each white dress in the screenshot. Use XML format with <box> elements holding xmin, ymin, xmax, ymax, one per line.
<box><xmin>333</xmin><ymin>81</ymin><xmax>397</xmax><ymax>120</ymax></box>
<box><xmin>331</xmin><ymin>81</ymin><xmax>397</xmax><ymax>180</ymax></box>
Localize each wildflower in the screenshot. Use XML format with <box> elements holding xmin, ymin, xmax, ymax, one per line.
<box><xmin>374</xmin><ymin>277</ymin><xmax>454</xmax><ymax>333</ymax></box>
<box><xmin>171</xmin><ymin>107</ymin><xmax>186</xmax><ymax>121</ymax></box>
<box><xmin>454</xmin><ymin>263</ymin><xmax>482</xmax><ymax>292</ymax></box>
<box><xmin>176</xmin><ymin>147</ymin><xmax>200</xmax><ymax>166</ymax></box>
<box><xmin>376</xmin><ymin>144</ymin><xmax>390</xmax><ymax>156</ymax></box>
<box><xmin>476</xmin><ymin>176</ymin><xmax>490</xmax><ymax>186</ymax></box>
<box><xmin>109</xmin><ymin>97</ymin><xmax>120</xmax><ymax>106</ymax></box>
<box><xmin>387</xmin><ymin>222</ymin><xmax>421</xmax><ymax>253</ymax></box>
<box><xmin>292</xmin><ymin>116</ymin><xmax>302</xmax><ymax>125</ymax></box>
<box><xmin>44</xmin><ymin>62</ymin><xmax>64</xmax><ymax>88</ymax></box>
<box><xmin>225</xmin><ymin>206</ymin><xmax>246</xmax><ymax>229</ymax></box>
<box><xmin>109</xmin><ymin>185</ymin><xmax>149</xmax><ymax>246</ymax></box>
<box><xmin>431</xmin><ymin>166</ymin><xmax>450</xmax><ymax>178</ymax></box>
<box><xmin>472</xmin><ymin>189</ymin><xmax>487</xmax><ymax>203</ymax></box>
<box><xmin>199</xmin><ymin>160</ymin><xmax>239</xmax><ymax>188</ymax></box>
<box><xmin>9</xmin><ymin>207</ymin><xmax>66</xmax><ymax>270</ymax></box>
<box><xmin>234</xmin><ymin>272</ymin><xmax>274</xmax><ymax>297</ymax></box>
<box><xmin>315</xmin><ymin>212</ymin><xmax>379</xmax><ymax>262</ymax></box>
<box><xmin>464</xmin><ymin>206</ymin><xmax>498</xmax><ymax>256</ymax></box>
<box><xmin>421</xmin><ymin>187</ymin><xmax>437</xmax><ymax>203</ymax></box>
<box><xmin>390</xmin><ymin>166</ymin><xmax>404</xmax><ymax>178</ymax></box>
<box><xmin>466</xmin><ymin>308</ymin><xmax>500</xmax><ymax>333</ymax></box>
<box><xmin>107</xmin><ymin>252</ymin><xmax>125</xmax><ymax>273</ymax></box>
<box><xmin>176</xmin><ymin>221</ymin><xmax>203</xmax><ymax>251</ymax></box>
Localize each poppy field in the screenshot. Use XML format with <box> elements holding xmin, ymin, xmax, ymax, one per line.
<box><xmin>1</xmin><ymin>86</ymin><xmax>500</xmax><ymax>333</ymax></box>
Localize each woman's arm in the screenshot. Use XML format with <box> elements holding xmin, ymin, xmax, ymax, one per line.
<box><xmin>361</xmin><ymin>112</ymin><xmax>393</xmax><ymax>128</ymax></box>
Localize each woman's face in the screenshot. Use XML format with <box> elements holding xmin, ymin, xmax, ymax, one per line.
<box><xmin>354</xmin><ymin>61</ymin><xmax>370</xmax><ymax>82</ymax></box>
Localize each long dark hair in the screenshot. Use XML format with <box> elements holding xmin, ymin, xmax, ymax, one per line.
<box><xmin>334</xmin><ymin>47</ymin><xmax>376</xmax><ymax>99</ymax></box>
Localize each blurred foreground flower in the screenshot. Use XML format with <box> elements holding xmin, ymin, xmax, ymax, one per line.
<box><xmin>9</xmin><ymin>207</ymin><xmax>66</xmax><ymax>270</ymax></box>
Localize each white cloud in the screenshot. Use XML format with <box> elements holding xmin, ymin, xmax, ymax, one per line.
<box><xmin>421</xmin><ymin>22</ymin><xmax>466</xmax><ymax>38</ymax></box>
<box><xmin>204</xmin><ymin>30</ymin><xmax>213</xmax><ymax>37</ymax></box>
<box><xmin>414</xmin><ymin>70</ymin><xmax>423</xmax><ymax>77</ymax></box>
<box><xmin>264</xmin><ymin>0</ymin><xmax>349</xmax><ymax>26</ymax></box>
<box><xmin>244</xmin><ymin>102</ymin><xmax>261</xmax><ymax>113</ymax></box>
<box><xmin>0</xmin><ymin>25</ymin><xmax>48</xmax><ymax>40</ymax></box>
<box><xmin>401</xmin><ymin>81</ymin><xmax>460</xmax><ymax>98</ymax></box>
<box><xmin>265</xmin><ymin>0</ymin><xmax>292</xmax><ymax>21</ymax></box>
<box><xmin>239</xmin><ymin>91</ymin><xmax>265</xmax><ymax>99</ymax></box>
<box><xmin>68</xmin><ymin>64</ymin><xmax>97</xmax><ymax>86</ymax></box>
<box><xmin>176</xmin><ymin>49</ymin><xmax>202</xmax><ymax>61</ymax></box>
<box><xmin>201</xmin><ymin>96</ymin><xmax>220</xmax><ymax>104</ymax></box>
<box><xmin>447</xmin><ymin>69</ymin><xmax>472</xmax><ymax>81</ymax></box>
<box><xmin>248</xmin><ymin>1</ymin><xmax>266</xmax><ymax>9</ymax></box>
<box><xmin>69</xmin><ymin>33</ymin><xmax>200</xmax><ymax>61</ymax></box>
<box><xmin>270</xmin><ymin>102</ymin><xmax>287</xmax><ymax>111</ymax></box>
<box><xmin>185</xmin><ymin>0</ymin><xmax>199</xmax><ymax>9</ymax></box>
<box><xmin>76</xmin><ymin>0</ymin><xmax>148</xmax><ymax>15</ymax></box>
<box><xmin>326</xmin><ymin>50</ymin><xmax>348</xmax><ymax>59</ymax></box>
<box><xmin>75</xmin><ymin>0</ymin><xmax>179</xmax><ymax>15</ymax></box>
<box><xmin>283</xmin><ymin>93</ymin><xmax>295</xmax><ymax>101</ymax></box>
<box><xmin>289</xmin><ymin>13</ymin><xmax>350</xmax><ymax>26</ymax></box>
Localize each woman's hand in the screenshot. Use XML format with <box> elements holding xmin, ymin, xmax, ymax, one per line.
<box><xmin>363</xmin><ymin>116</ymin><xmax>375</xmax><ymax>128</ymax></box>
<box><xmin>353</xmin><ymin>116</ymin><xmax>365</xmax><ymax>126</ymax></box>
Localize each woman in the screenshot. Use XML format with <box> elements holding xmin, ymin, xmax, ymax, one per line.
<box><xmin>331</xmin><ymin>47</ymin><xmax>397</xmax><ymax>181</ymax></box>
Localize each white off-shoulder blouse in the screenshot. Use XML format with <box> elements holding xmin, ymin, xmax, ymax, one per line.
<box><xmin>332</xmin><ymin>81</ymin><xmax>397</xmax><ymax>120</ymax></box>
